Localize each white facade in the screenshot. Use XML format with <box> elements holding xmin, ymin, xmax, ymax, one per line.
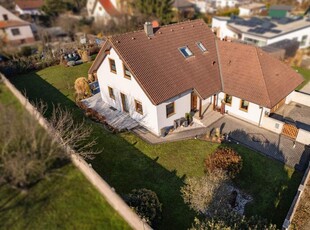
<box><xmin>96</xmin><ymin>47</ymin><xmax>192</xmax><ymax>136</ymax></box>
<box><xmin>238</xmin><ymin>4</ymin><xmax>265</xmax><ymax>17</ymax></box>
<box><xmin>87</xmin><ymin>0</ymin><xmax>119</xmax><ymax>23</ymax></box>
<box><xmin>2</xmin><ymin>25</ymin><xmax>34</xmax><ymax>42</ymax></box>
<box><xmin>212</xmin><ymin>17</ymin><xmax>239</xmax><ymax>39</ymax></box>
<box><xmin>15</xmin><ymin>5</ymin><xmax>42</xmax><ymax>15</ymax></box>
<box><xmin>212</xmin><ymin>0</ymin><xmax>239</xmax><ymax>8</ymax></box>
<box><xmin>0</xmin><ymin>5</ymin><xmax>23</xmax><ymax>21</ymax></box>
<box><xmin>217</xmin><ymin>92</ymin><xmax>267</xmax><ymax>125</ymax></box>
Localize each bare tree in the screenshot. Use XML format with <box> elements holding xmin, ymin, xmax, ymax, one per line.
<box><xmin>181</xmin><ymin>170</ymin><xmax>231</xmax><ymax>215</ymax></box>
<box><xmin>0</xmin><ymin>102</ymin><xmax>97</xmax><ymax>190</ymax></box>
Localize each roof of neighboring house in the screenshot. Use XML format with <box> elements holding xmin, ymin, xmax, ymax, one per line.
<box><xmin>90</xmin><ymin>19</ymin><xmax>222</xmax><ymax>105</ymax></box>
<box><xmin>225</xmin><ymin>16</ymin><xmax>310</xmax><ymax>39</ymax></box>
<box><xmin>90</xmin><ymin>19</ymin><xmax>303</xmax><ymax>108</ymax></box>
<box><xmin>0</xmin><ymin>20</ymin><xmax>30</xmax><ymax>29</ymax></box>
<box><xmin>91</xmin><ymin>0</ymin><xmax>121</xmax><ymax>17</ymax></box>
<box><xmin>217</xmin><ymin>41</ymin><xmax>303</xmax><ymax>108</ymax></box>
<box><xmin>15</xmin><ymin>0</ymin><xmax>44</xmax><ymax>10</ymax></box>
<box><xmin>269</xmin><ymin>5</ymin><xmax>293</xmax><ymax>11</ymax></box>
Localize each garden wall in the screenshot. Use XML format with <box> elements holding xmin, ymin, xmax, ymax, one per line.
<box><xmin>296</xmin><ymin>129</ymin><xmax>310</xmax><ymax>145</ymax></box>
<box><xmin>289</xmin><ymin>91</ymin><xmax>310</xmax><ymax>107</ymax></box>
<box><xmin>260</xmin><ymin>116</ymin><xmax>284</xmax><ymax>134</ymax></box>
<box><xmin>0</xmin><ymin>73</ymin><xmax>151</xmax><ymax>230</ymax></box>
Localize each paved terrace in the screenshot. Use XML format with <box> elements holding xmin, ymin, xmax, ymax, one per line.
<box><xmin>270</xmin><ymin>102</ymin><xmax>310</xmax><ymax>132</ymax></box>
<box><xmin>208</xmin><ymin>116</ymin><xmax>310</xmax><ymax>171</ymax></box>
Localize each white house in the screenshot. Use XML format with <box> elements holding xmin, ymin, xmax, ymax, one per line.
<box><xmin>0</xmin><ymin>5</ymin><xmax>35</xmax><ymax>45</ymax></box>
<box><xmin>87</xmin><ymin>0</ymin><xmax>127</xmax><ymax>23</ymax></box>
<box><xmin>211</xmin><ymin>0</ymin><xmax>240</xmax><ymax>9</ymax></box>
<box><xmin>15</xmin><ymin>0</ymin><xmax>44</xmax><ymax>16</ymax></box>
<box><xmin>88</xmin><ymin>20</ymin><xmax>303</xmax><ymax>136</ymax></box>
<box><xmin>212</xmin><ymin>16</ymin><xmax>310</xmax><ymax>48</ymax></box>
<box><xmin>238</xmin><ymin>3</ymin><xmax>265</xmax><ymax>17</ymax></box>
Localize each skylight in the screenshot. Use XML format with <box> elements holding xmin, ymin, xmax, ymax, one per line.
<box><xmin>197</xmin><ymin>42</ymin><xmax>207</xmax><ymax>52</ymax></box>
<box><xmin>179</xmin><ymin>46</ymin><xmax>193</xmax><ymax>58</ymax></box>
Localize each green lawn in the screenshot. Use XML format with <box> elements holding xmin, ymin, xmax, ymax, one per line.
<box><xmin>294</xmin><ymin>66</ymin><xmax>310</xmax><ymax>90</ymax></box>
<box><xmin>8</xmin><ymin>63</ymin><xmax>303</xmax><ymax>229</ymax></box>
<box><xmin>0</xmin><ymin>83</ymin><xmax>130</xmax><ymax>230</ymax></box>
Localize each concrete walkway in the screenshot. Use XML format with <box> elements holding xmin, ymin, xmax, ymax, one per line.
<box><xmin>208</xmin><ymin>116</ymin><xmax>310</xmax><ymax>171</ymax></box>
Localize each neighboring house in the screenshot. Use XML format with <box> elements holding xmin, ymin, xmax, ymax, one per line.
<box><xmin>268</xmin><ymin>5</ymin><xmax>293</xmax><ymax>19</ymax></box>
<box><xmin>15</xmin><ymin>0</ymin><xmax>44</xmax><ymax>16</ymax></box>
<box><xmin>88</xmin><ymin>20</ymin><xmax>303</xmax><ymax>136</ymax></box>
<box><xmin>173</xmin><ymin>0</ymin><xmax>195</xmax><ymax>15</ymax></box>
<box><xmin>238</xmin><ymin>3</ymin><xmax>266</xmax><ymax>17</ymax></box>
<box><xmin>87</xmin><ymin>0</ymin><xmax>127</xmax><ymax>23</ymax></box>
<box><xmin>212</xmin><ymin>16</ymin><xmax>310</xmax><ymax>48</ymax></box>
<box><xmin>211</xmin><ymin>0</ymin><xmax>240</xmax><ymax>9</ymax></box>
<box><xmin>0</xmin><ymin>5</ymin><xmax>35</xmax><ymax>45</ymax></box>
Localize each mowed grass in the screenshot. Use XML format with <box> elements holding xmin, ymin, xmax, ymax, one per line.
<box><xmin>0</xmin><ymin>83</ymin><xmax>131</xmax><ymax>230</ymax></box>
<box><xmin>9</xmin><ymin>63</ymin><xmax>302</xmax><ymax>229</ymax></box>
<box><xmin>294</xmin><ymin>66</ymin><xmax>310</xmax><ymax>90</ymax></box>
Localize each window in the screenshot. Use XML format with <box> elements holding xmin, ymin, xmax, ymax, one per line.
<box><xmin>108</xmin><ymin>86</ymin><xmax>115</xmax><ymax>99</ymax></box>
<box><xmin>135</xmin><ymin>100</ymin><xmax>143</xmax><ymax>115</ymax></box>
<box><xmin>109</xmin><ymin>58</ymin><xmax>117</xmax><ymax>73</ymax></box>
<box><xmin>196</xmin><ymin>42</ymin><xmax>207</xmax><ymax>52</ymax></box>
<box><xmin>166</xmin><ymin>102</ymin><xmax>175</xmax><ymax>117</ymax></box>
<box><xmin>224</xmin><ymin>94</ymin><xmax>232</xmax><ymax>105</ymax></box>
<box><xmin>179</xmin><ymin>46</ymin><xmax>193</xmax><ymax>58</ymax></box>
<box><xmin>123</xmin><ymin>64</ymin><xmax>131</xmax><ymax>79</ymax></box>
<box><xmin>240</xmin><ymin>99</ymin><xmax>249</xmax><ymax>111</ymax></box>
<box><xmin>11</xmin><ymin>28</ymin><xmax>20</xmax><ymax>36</ymax></box>
<box><xmin>3</xmin><ymin>14</ymin><xmax>8</xmax><ymax>20</ymax></box>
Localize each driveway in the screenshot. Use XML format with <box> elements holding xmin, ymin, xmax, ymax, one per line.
<box><xmin>207</xmin><ymin>116</ymin><xmax>310</xmax><ymax>171</ymax></box>
<box><xmin>270</xmin><ymin>102</ymin><xmax>310</xmax><ymax>132</ymax></box>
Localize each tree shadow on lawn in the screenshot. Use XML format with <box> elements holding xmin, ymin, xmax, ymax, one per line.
<box><xmin>225</xmin><ymin>129</ymin><xmax>304</xmax><ymax>228</ymax></box>
<box><xmin>8</xmin><ymin>73</ymin><xmax>197</xmax><ymax>230</ymax></box>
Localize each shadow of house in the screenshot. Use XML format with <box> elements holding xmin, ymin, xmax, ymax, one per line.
<box><xmin>8</xmin><ymin>72</ymin><xmax>197</xmax><ymax>230</ymax></box>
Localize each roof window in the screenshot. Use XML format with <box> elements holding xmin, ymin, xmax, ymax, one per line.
<box><xmin>179</xmin><ymin>46</ymin><xmax>193</xmax><ymax>58</ymax></box>
<box><xmin>197</xmin><ymin>42</ymin><xmax>207</xmax><ymax>52</ymax></box>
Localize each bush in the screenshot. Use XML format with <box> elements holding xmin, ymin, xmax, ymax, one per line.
<box><xmin>125</xmin><ymin>188</ymin><xmax>162</xmax><ymax>227</ymax></box>
<box><xmin>205</xmin><ymin>147</ymin><xmax>242</xmax><ymax>178</ymax></box>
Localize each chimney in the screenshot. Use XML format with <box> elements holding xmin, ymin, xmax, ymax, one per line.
<box><xmin>144</xmin><ymin>22</ymin><xmax>153</xmax><ymax>37</ymax></box>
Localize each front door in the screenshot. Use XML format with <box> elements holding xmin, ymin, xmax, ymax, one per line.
<box><xmin>191</xmin><ymin>93</ymin><xmax>197</xmax><ymax>111</ymax></box>
<box><xmin>120</xmin><ymin>93</ymin><xmax>128</xmax><ymax>112</ymax></box>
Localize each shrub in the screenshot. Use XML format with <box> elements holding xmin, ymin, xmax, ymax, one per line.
<box><xmin>205</xmin><ymin>147</ymin><xmax>242</xmax><ymax>178</ymax></box>
<box><xmin>125</xmin><ymin>188</ymin><xmax>162</xmax><ymax>227</ymax></box>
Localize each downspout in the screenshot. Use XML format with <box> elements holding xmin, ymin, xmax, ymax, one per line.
<box><xmin>258</xmin><ymin>106</ymin><xmax>264</xmax><ymax>127</ymax></box>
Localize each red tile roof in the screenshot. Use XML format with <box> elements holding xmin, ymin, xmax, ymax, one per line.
<box><xmin>217</xmin><ymin>41</ymin><xmax>303</xmax><ymax>108</ymax></box>
<box><xmin>91</xmin><ymin>0</ymin><xmax>121</xmax><ymax>17</ymax></box>
<box><xmin>90</xmin><ymin>20</ymin><xmax>303</xmax><ymax>108</ymax></box>
<box><xmin>0</xmin><ymin>20</ymin><xmax>30</xmax><ymax>29</ymax></box>
<box><xmin>15</xmin><ymin>0</ymin><xmax>44</xmax><ymax>10</ymax></box>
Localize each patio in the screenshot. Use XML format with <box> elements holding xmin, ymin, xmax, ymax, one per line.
<box><xmin>82</xmin><ymin>94</ymin><xmax>139</xmax><ymax>131</ymax></box>
<box><xmin>270</xmin><ymin>102</ymin><xmax>310</xmax><ymax>132</ymax></box>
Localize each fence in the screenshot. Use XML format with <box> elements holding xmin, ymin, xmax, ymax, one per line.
<box><xmin>0</xmin><ymin>73</ymin><xmax>151</xmax><ymax>230</ymax></box>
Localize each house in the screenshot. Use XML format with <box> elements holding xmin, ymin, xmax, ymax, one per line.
<box><xmin>0</xmin><ymin>5</ymin><xmax>35</xmax><ymax>45</ymax></box>
<box><xmin>211</xmin><ymin>0</ymin><xmax>240</xmax><ymax>9</ymax></box>
<box><xmin>212</xmin><ymin>16</ymin><xmax>310</xmax><ymax>48</ymax></box>
<box><xmin>88</xmin><ymin>20</ymin><xmax>303</xmax><ymax>136</ymax></box>
<box><xmin>238</xmin><ymin>3</ymin><xmax>266</xmax><ymax>17</ymax></box>
<box><xmin>173</xmin><ymin>0</ymin><xmax>195</xmax><ymax>16</ymax></box>
<box><xmin>15</xmin><ymin>0</ymin><xmax>44</xmax><ymax>16</ymax></box>
<box><xmin>87</xmin><ymin>0</ymin><xmax>128</xmax><ymax>23</ymax></box>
